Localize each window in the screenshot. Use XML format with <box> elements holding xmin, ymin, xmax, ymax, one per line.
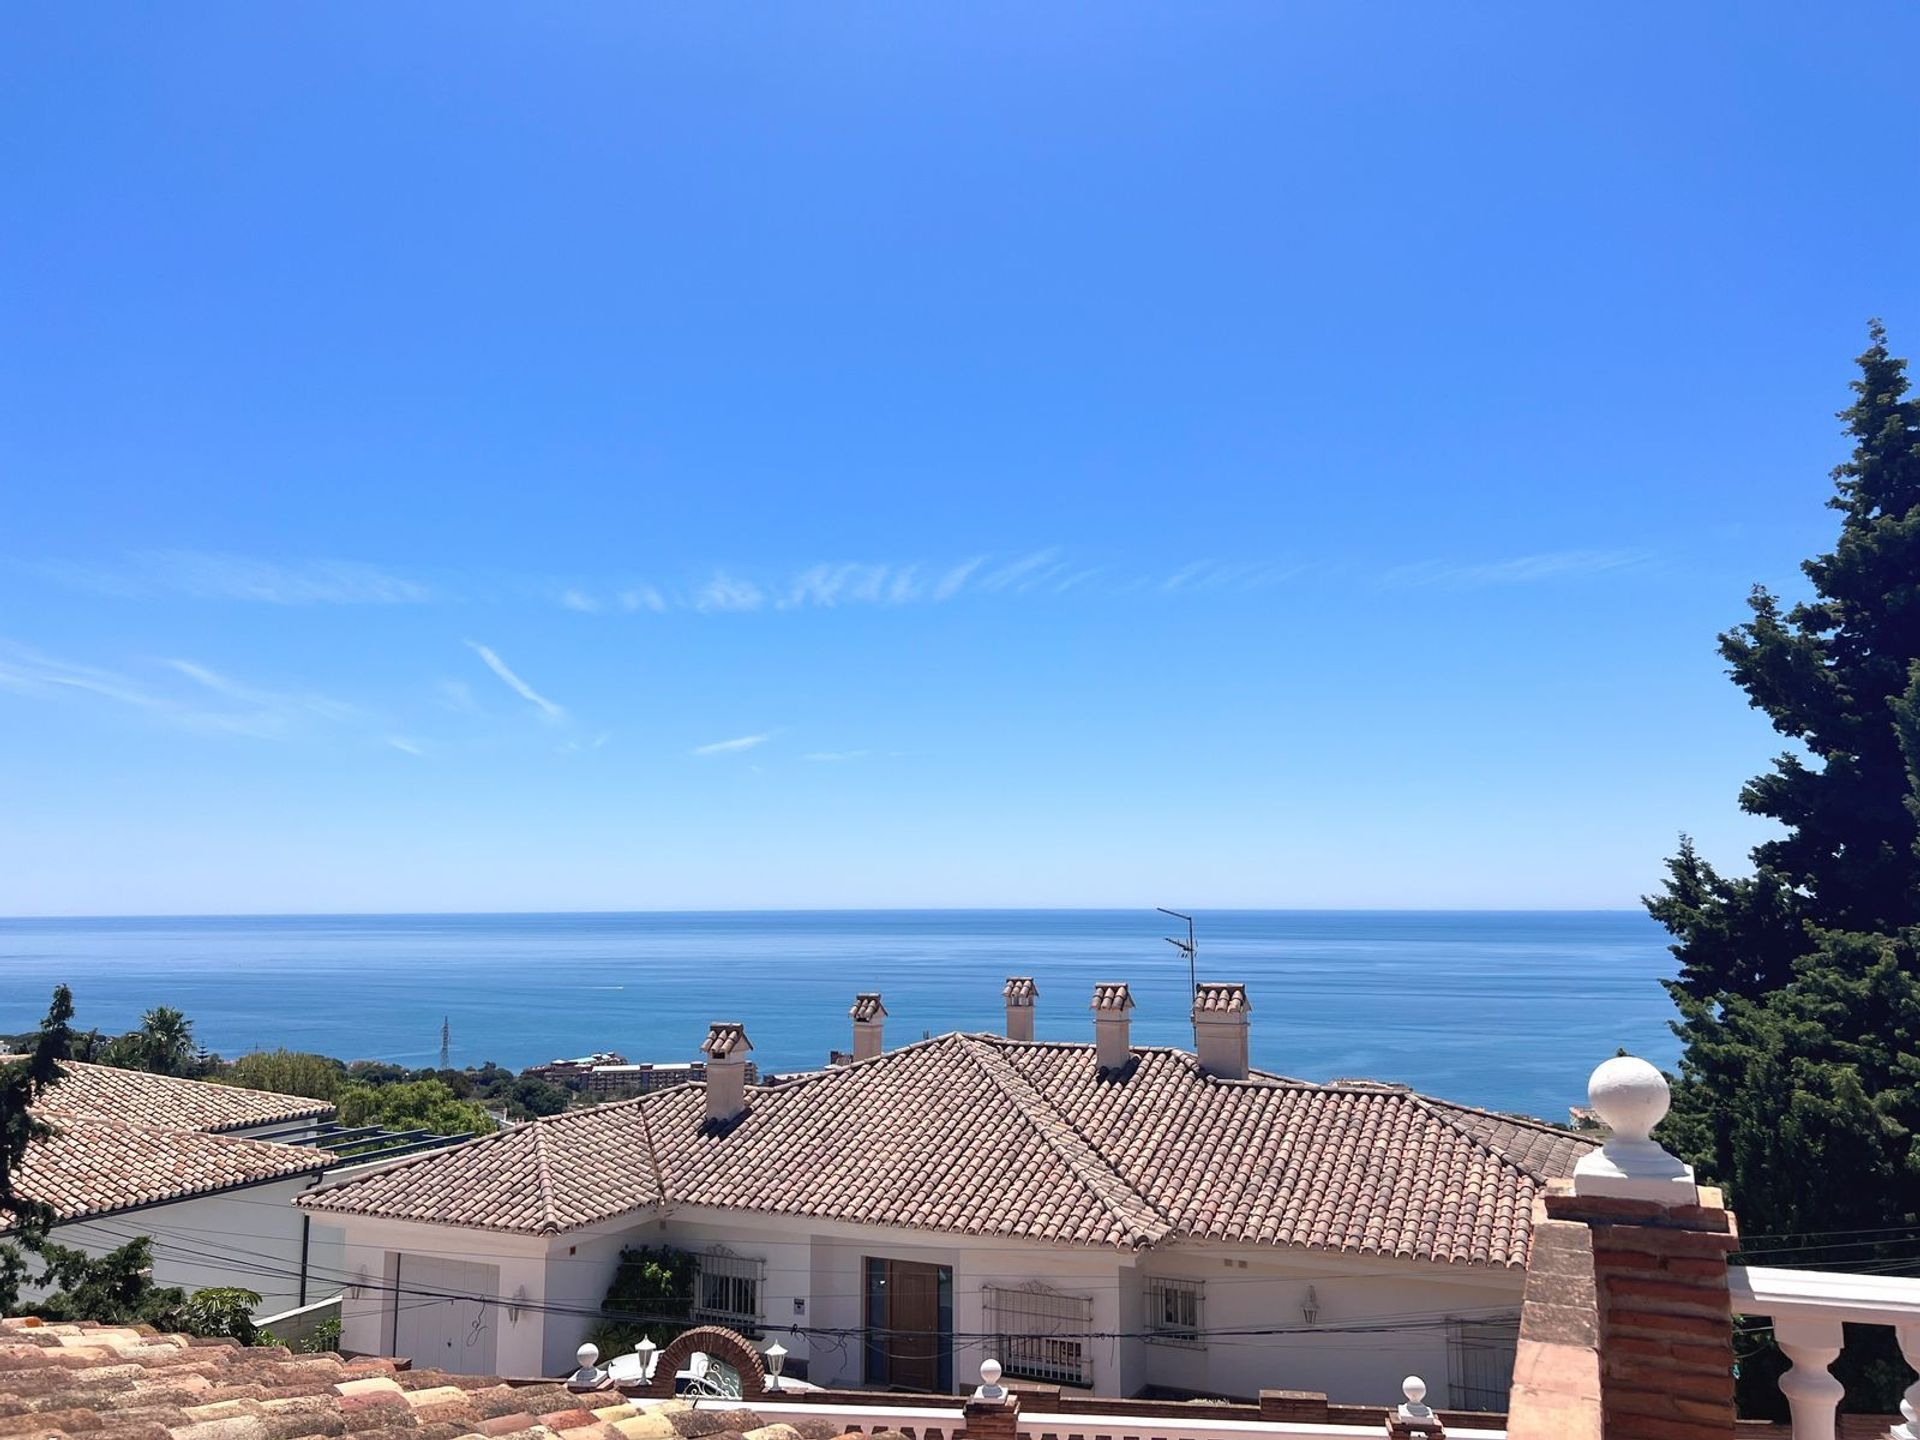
<box><xmin>1144</xmin><ymin>1276</ymin><xmax>1204</xmax><ymax>1347</ymax></box>
<box><xmin>692</xmin><ymin>1247</ymin><xmax>764</xmax><ymax>1333</ymax></box>
<box><xmin>984</xmin><ymin>1282</ymin><xmax>1094</xmax><ymax>1387</ymax></box>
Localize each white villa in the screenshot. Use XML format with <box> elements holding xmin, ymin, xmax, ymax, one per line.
<box><xmin>299</xmin><ymin>981</ymin><xmax>1593</xmax><ymax>1406</ymax></box>
<box><xmin>3</xmin><ymin>1061</ymin><xmax>339</xmax><ymax>1315</ymax></box>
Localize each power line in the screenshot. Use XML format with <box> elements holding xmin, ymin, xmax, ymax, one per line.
<box><xmin>77</xmin><ymin>1217</ymin><xmax>1523</xmax><ymax>1348</ymax></box>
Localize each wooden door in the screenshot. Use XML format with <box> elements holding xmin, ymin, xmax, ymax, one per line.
<box><xmin>887</xmin><ymin>1261</ymin><xmax>941</xmax><ymax>1392</ymax></box>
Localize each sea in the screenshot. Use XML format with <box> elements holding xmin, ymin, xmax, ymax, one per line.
<box><xmin>0</xmin><ymin>910</ymin><xmax>1677</xmax><ymax>1121</ymax></box>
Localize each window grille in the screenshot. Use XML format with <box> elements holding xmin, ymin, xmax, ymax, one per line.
<box><xmin>1143</xmin><ymin>1276</ymin><xmax>1204</xmax><ymax>1347</ymax></box>
<box><xmin>1446</xmin><ymin>1314</ymin><xmax>1520</xmax><ymax>1412</ymax></box>
<box><xmin>693</xmin><ymin>1247</ymin><xmax>765</xmax><ymax>1332</ymax></box>
<box><xmin>984</xmin><ymin>1282</ymin><xmax>1093</xmax><ymax>1387</ymax></box>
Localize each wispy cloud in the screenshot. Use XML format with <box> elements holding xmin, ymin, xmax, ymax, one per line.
<box><xmin>803</xmin><ymin>749</ymin><xmax>869</xmax><ymax>762</ymax></box>
<box><xmin>386</xmin><ymin>736</ymin><xmax>427</xmax><ymax>757</ymax></box>
<box><xmin>465</xmin><ymin>641</ymin><xmax>565</xmax><ymax>721</ymax></box>
<box><xmin>38</xmin><ymin>551</ymin><xmax>430</xmax><ymax>605</ymax></box>
<box><xmin>619</xmin><ymin>585</ymin><xmax>668</xmax><ymax>614</ymax></box>
<box><xmin>692</xmin><ymin>732</ymin><xmax>771</xmax><ymax>756</ymax></box>
<box><xmin>933</xmin><ymin>556</ymin><xmax>987</xmax><ymax>601</ymax></box>
<box><xmin>0</xmin><ymin>640</ymin><xmax>355</xmax><ymax>739</ymax></box>
<box><xmin>978</xmin><ymin>547</ymin><xmax>1064</xmax><ymax>593</ymax></box>
<box><xmin>163</xmin><ymin>659</ymin><xmax>360</xmax><ymax>725</ymax></box>
<box><xmin>695</xmin><ymin>573</ymin><xmax>766</xmax><ymax>613</ymax></box>
<box><xmin>1379</xmin><ymin>549</ymin><xmax>1652</xmax><ymax>590</ymax></box>
<box><xmin>559</xmin><ymin>589</ymin><xmax>600</xmax><ymax>613</ymax></box>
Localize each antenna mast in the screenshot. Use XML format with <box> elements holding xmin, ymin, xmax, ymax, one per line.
<box><xmin>439</xmin><ymin>1016</ymin><xmax>451</xmax><ymax>1070</ymax></box>
<box><xmin>1157</xmin><ymin>907</ymin><xmax>1197</xmax><ymax>999</ymax></box>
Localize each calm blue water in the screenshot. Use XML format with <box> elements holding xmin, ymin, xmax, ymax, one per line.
<box><xmin>0</xmin><ymin>910</ymin><xmax>1676</xmax><ymax>1120</ymax></box>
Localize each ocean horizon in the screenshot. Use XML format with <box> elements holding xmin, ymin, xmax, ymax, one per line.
<box><xmin>0</xmin><ymin>908</ymin><xmax>1677</xmax><ymax>1121</ymax></box>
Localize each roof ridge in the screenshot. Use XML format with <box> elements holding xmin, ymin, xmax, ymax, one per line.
<box><xmin>1404</xmin><ymin>1092</ymin><xmax>1593</xmax><ymax>1180</ymax></box>
<box><xmin>956</xmin><ymin>1035</ymin><xmax>1170</xmax><ymax>1248</ymax></box>
<box><xmin>633</xmin><ymin>1087</ymin><xmax>669</xmax><ymax>1207</ymax></box>
<box><xmin>530</xmin><ymin>1119</ymin><xmax>561</xmax><ymax>1234</ymax></box>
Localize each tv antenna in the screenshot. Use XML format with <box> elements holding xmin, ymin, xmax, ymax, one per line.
<box><xmin>1158</xmin><ymin>907</ymin><xmax>1197</xmax><ymax>998</ymax></box>
<box><xmin>439</xmin><ymin>1016</ymin><xmax>451</xmax><ymax>1070</ymax></box>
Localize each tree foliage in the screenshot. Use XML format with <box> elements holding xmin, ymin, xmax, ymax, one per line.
<box><xmin>1647</xmin><ymin>323</ymin><xmax>1920</xmax><ymax>1411</ymax></box>
<box><xmin>589</xmin><ymin>1245</ymin><xmax>697</xmax><ymax>1357</ymax></box>
<box><xmin>224</xmin><ymin>1050</ymin><xmax>347</xmax><ymax>1101</ymax></box>
<box><xmin>335</xmin><ymin>1078</ymin><xmax>493</xmax><ymax>1137</ymax></box>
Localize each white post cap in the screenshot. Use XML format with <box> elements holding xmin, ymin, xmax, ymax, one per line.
<box><xmin>1572</xmin><ymin>1055</ymin><xmax>1697</xmax><ymax>1203</ymax></box>
<box><xmin>1399</xmin><ymin>1376</ymin><xmax>1433</xmax><ymax>1420</ymax></box>
<box><xmin>974</xmin><ymin>1358</ymin><xmax>1007</xmax><ymax>1400</ymax></box>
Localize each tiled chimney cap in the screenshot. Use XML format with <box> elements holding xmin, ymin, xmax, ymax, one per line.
<box><xmin>850</xmin><ymin>994</ymin><xmax>887</xmax><ymax>1022</ymax></box>
<box><xmin>702</xmin><ymin>1022</ymin><xmax>753</xmax><ymax>1059</ymax></box>
<box><xmin>1003</xmin><ymin>977</ymin><xmax>1038</xmax><ymax>1002</ymax></box>
<box><xmin>1193</xmin><ymin>982</ymin><xmax>1251</xmax><ymax>1014</ymax></box>
<box><xmin>1090</xmin><ymin>982</ymin><xmax>1135</xmax><ymax>1012</ymax></box>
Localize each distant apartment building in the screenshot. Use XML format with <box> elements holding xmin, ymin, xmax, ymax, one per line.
<box><xmin>527</xmin><ymin>1052</ymin><xmax>759</xmax><ymax>1096</ymax></box>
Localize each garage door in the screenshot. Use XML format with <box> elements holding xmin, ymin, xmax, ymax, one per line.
<box><xmin>392</xmin><ymin>1255</ymin><xmax>501</xmax><ymax>1376</ymax></box>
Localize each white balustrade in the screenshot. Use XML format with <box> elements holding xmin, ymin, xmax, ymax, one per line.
<box><xmin>1728</xmin><ymin>1264</ymin><xmax>1920</xmax><ymax>1440</ymax></box>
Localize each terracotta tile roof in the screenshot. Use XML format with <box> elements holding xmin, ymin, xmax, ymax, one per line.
<box><xmin>0</xmin><ymin>1317</ymin><xmax>644</xmax><ymax>1440</ymax></box>
<box><xmin>0</xmin><ymin>1114</ymin><xmax>329</xmax><ymax>1232</ymax></box>
<box><xmin>701</xmin><ymin>1024</ymin><xmax>752</xmax><ymax>1059</ymax></box>
<box><xmin>849</xmin><ymin>994</ymin><xmax>886</xmax><ymax>1021</ymax></box>
<box><xmin>1089</xmin><ymin>983</ymin><xmax>1134</xmax><ymax>1012</ymax></box>
<box><xmin>27</xmin><ymin>1059</ymin><xmax>334</xmax><ymax>1134</ymax></box>
<box><xmin>1191</xmin><ymin>982</ymin><xmax>1250</xmax><ymax>1014</ymax></box>
<box><xmin>1002</xmin><ymin>976</ymin><xmax>1038</xmax><ymax>1002</ymax></box>
<box><xmin>300</xmin><ymin>1034</ymin><xmax>1594</xmax><ymax>1267</ymax></box>
<box><xmin>0</xmin><ymin>1319</ymin><xmax>995</xmax><ymax>1440</ymax></box>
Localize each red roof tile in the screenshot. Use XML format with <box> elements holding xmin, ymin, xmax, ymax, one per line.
<box><xmin>701</xmin><ymin>1024</ymin><xmax>752</xmax><ymax>1060</ymax></box>
<box><xmin>0</xmin><ymin>1114</ymin><xmax>329</xmax><ymax>1232</ymax></box>
<box><xmin>849</xmin><ymin>995</ymin><xmax>886</xmax><ymax>1021</ymax></box>
<box><xmin>1191</xmin><ymin>983</ymin><xmax>1250</xmax><ymax>1014</ymax></box>
<box><xmin>1089</xmin><ymin>984</ymin><xmax>1134</xmax><ymax>1012</ymax></box>
<box><xmin>0</xmin><ymin>1318</ymin><xmax>607</xmax><ymax>1440</ymax></box>
<box><xmin>1002</xmin><ymin>977</ymin><xmax>1038</xmax><ymax>1002</ymax></box>
<box><xmin>28</xmin><ymin>1060</ymin><xmax>333</xmax><ymax>1134</ymax></box>
<box><xmin>299</xmin><ymin>1034</ymin><xmax>1592</xmax><ymax>1267</ymax></box>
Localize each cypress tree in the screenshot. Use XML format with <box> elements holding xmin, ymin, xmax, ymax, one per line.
<box><xmin>1647</xmin><ymin>322</ymin><xmax>1920</xmax><ymax>1409</ymax></box>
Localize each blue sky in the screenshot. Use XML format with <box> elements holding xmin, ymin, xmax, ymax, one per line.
<box><xmin>3</xmin><ymin>4</ymin><xmax>1916</xmax><ymax>914</ymax></box>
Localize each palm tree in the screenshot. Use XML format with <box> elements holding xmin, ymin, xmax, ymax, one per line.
<box><xmin>136</xmin><ymin>1007</ymin><xmax>195</xmax><ymax>1077</ymax></box>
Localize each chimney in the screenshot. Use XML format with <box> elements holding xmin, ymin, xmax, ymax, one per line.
<box><xmin>1003</xmin><ymin>977</ymin><xmax>1038</xmax><ymax>1042</ymax></box>
<box><xmin>850</xmin><ymin>993</ymin><xmax>886</xmax><ymax>1061</ymax></box>
<box><xmin>1192</xmin><ymin>983</ymin><xmax>1250</xmax><ymax>1079</ymax></box>
<box><xmin>1090</xmin><ymin>983</ymin><xmax>1134</xmax><ymax>1070</ymax></box>
<box><xmin>701</xmin><ymin>1022</ymin><xmax>753</xmax><ymax>1124</ymax></box>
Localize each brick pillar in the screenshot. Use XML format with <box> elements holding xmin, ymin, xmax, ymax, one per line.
<box><xmin>962</xmin><ymin>1394</ymin><xmax>1021</xmax><ymax>1440</ymax></box>
<box><xmin>1541</xmin><ymin>1179</ymin><xmax>1740</xmax><ymax>1440</ymax></box>
<box><xmin>1260</xmin><ymin>1390</ymin><xmax>1330</xmax><ymax>1422</ymax></box>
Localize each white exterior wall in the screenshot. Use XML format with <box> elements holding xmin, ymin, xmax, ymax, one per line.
<box><xmin>38</xmin><ymin>1175</ymin><xmax>326</xmax><ymax>1316</ymax></box>
<box><xmin>323</xmin><ymin>1206</ymin><xmax>1524</xmax><ymax>1402</ymax></box>
<box><xmin>334</xmin><ymin>1215</ymin><xmax>551</xmax><ymax>1377</ymax></box>
<box><xmin>1131</xmin><ymin>1245</ymin><xmax>1522</xmax><ymax>1406</ymax></box>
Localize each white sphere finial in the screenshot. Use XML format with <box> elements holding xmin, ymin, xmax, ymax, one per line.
<box><xmin>577</xmin><ymin>1343</ymin><xmax>599</xmax><ymax>1368</ymax></box>
<box><xmin>1398</xmin><ymin>1376</ymin><xmax>1433</xmax><ymax>1421</ymax></box>
<box><xmin>1587</xmin><ymin>1055</ymin><xmax>1670</xmax><ymax>1142</ymax></box>
<box><xmin>981</xmin><ymin>1358</ymin><xmax>1003</xmax><ymax>1387</ymax></box>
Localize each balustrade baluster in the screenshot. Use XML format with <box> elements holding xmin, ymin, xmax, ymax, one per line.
<box><xmin>1774</xmin><ymin>1315</ymin><xmax>1844</xmax><ymax>1440</ymax></box>
<box><xmin>1893</xmin><ymin>1320</ymin><xmax>1919</xmax><ymax>1440</ymax></box>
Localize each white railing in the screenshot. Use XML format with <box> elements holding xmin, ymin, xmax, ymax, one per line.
<box><xmin>672</xmin><ymin>1398</ymin><xmax>1506</xmax><ymax>1440</ymax></box>
<box><xmin>1728</xmin><ymin>1264</ymin><xmax>1920</xmax><ymax>1440</ymax></box>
